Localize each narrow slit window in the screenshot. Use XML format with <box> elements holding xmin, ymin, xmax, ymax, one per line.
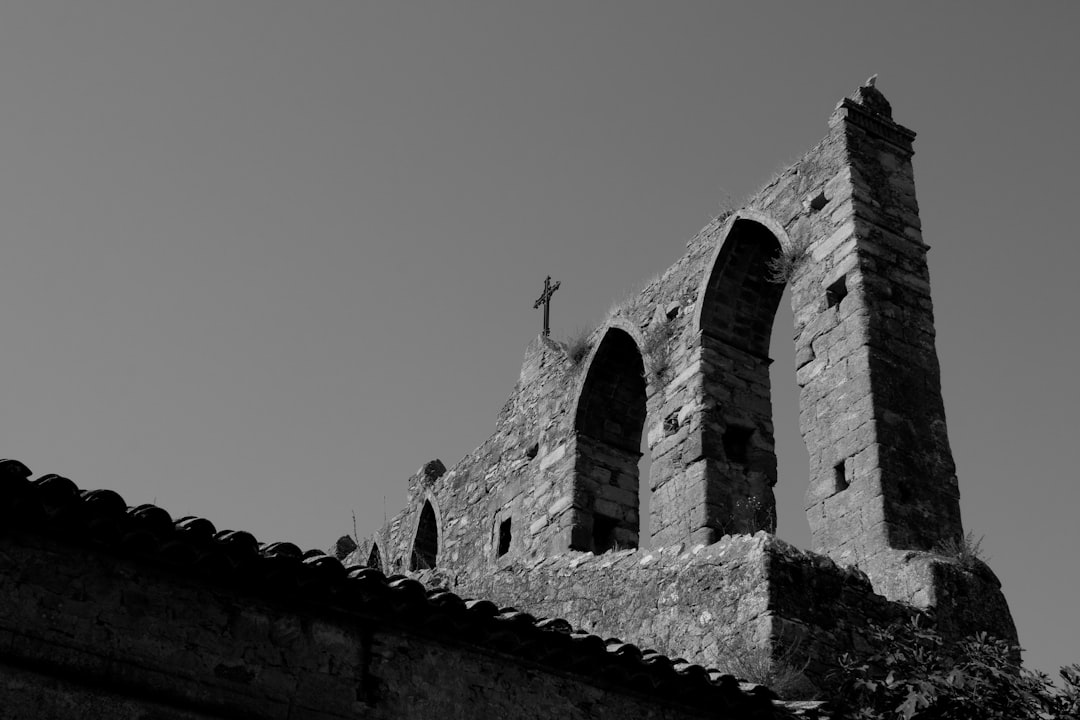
<box><xmin>410</xmin><ymin>501</ymin><xmax>438</xmax><ymax>570</ymax></box>
<box><xmin>497</xmin><ymin>518</ymin><xmax>512</xmax><ymax>557</ymax></box>
<box><xmin>367</xmin><ymin>542</ymin><xmax>382</xmax><ymax>571</ymax></box>
<box><xmin>834</xmin><ymin>461</ymin><xmax>849</xmax><ymax>492</ymax></box>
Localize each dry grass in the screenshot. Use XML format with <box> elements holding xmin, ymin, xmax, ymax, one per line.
<box><xmin>933</xmin><ymin>530</ymin><xmax>987</xmax><ymax>569</ymax></box>
<box><xmin>716</xmin><ymin>495</ymin><xmax>775</xmax><ymax>536</ymax></box>
<box><xmin>714</xmin><ymin>631</ymin><xmax>816</xmax><ymax>700</ymax></box>
<box><xmin>561</xmin><ymin>327</ymin><xmax>593</xmax><ymax>367</ymax></box>
<box><xmin>765</xmin><ymin>236</ymin><xmax>811</xmax><ymax>285</ymax></box>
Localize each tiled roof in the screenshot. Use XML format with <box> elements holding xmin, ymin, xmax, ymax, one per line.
<box><xmin>0</xmin><ymin>459</ymin><xmax>802</xmax><ymax>719</ymax></box>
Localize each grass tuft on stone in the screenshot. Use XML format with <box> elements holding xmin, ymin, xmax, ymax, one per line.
<box><xmin>714</xmin><ymin>630</ymin><xmax>815</xmax><ymax>700</ymax></box>
<box><xmin>766</xmin><ymin>236</ymin><xmax>811</xmax><ymax>285</ymax></box>
<box><xmin>933</xmin><ymin>530</ymin><xmax>987</xmax><ymax>569</ymax></box>
<box><xmin>561</xmin><ymin>327</ymin><xmax>593</xmax><ymax>367</ymax></box>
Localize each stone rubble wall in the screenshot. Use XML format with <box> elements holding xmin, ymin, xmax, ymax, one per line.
<box><xmin>458</xmin><ymin>535</ymin><xmax>777</xmax><ymax>668</ymax></box>
<box><xmin>428</xmin><ymin>533</ymin><xmax>909</xmax><ymax>690</ymax></box>
<box><xmin>399</xmin><ymin>534</ymin><xmax>1013</xmax><ymax>692</ymax></box>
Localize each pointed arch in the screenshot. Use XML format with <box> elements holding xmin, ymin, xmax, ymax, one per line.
<box><xmin>567</xmin><ymin>317</ymin><xmax>653</xmax><ymax>428</ymax></box>
<box><xmin>695</xmin><ymin>214</ymin><xmax>788</xmax><ymax>356</ymax></box>
<box><xmin>366</xmin><ymin>541</ymin><xmax>383</xmax><ymax>571</ymax></box>
<box><xmin>570</xmin><ymin>325</ymin><xmax>649</xmax><ymax>553</ymax></box>
<box><xmin>685</xmin><ymin>211</ymin><xmax>795</xmax><ymax>541</ymax></box>
<box><xmin>575</xmin><ymin>327</ymin><xmax>648</xmax><ymax>450</ymax></box>
<box><xmin>409</xmin><ymin>499</ymin><xmax>439</xmax><ymax>570</ymax></box>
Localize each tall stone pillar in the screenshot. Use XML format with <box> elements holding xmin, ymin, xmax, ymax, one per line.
<box><xmin>798</xmin><ymin>84</ymin><xmax>964</xmax><ymax>578</ymax></box>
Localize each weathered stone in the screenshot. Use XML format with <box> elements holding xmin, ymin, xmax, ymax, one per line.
<box><xmin>354</xmin><ymin>81</ymin><xmax>1017</xmax><ymax>699</ymax></box>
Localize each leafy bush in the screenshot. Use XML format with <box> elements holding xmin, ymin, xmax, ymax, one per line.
<box><xmin>829</xmin><ymin>617</ymin><xmax>1080</xmax><ymax>719</ymax></box>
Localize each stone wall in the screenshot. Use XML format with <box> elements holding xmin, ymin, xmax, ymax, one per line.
<box><xmin>457</xmin><ymin>535</ymin><xmax>780</xmax><ymax>668</ymax></box>
<box><xmin>417</xmin><ymin>533</ymin><xmax>911</xmax><ymax>690</ymax></box>
<box><xmin>389</xmin><ymin>536</ymin><xmax>1015</xmax><ymax>694</ymax></box>
<box><xmin>0</xmin><ymin>462</ymin><xmax>782</xmax><ymax>720</ymax></box>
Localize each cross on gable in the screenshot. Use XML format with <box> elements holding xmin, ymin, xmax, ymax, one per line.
<box><xmin>533</xmin><ymin>275</ymin><xmax>561</xmax><ymax>338</ymax></box>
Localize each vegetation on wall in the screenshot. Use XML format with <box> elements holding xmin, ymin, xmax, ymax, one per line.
<box><xmin>827</xmin><ymin>618</ymin><xmax>1080</xmax><ymax>719</ymax></box>
<box><xmin>765</xmin><ymin>235</ymin><xmax>811</xmax><ymax>285</ymax></box>
<box><xmin>931</xmin><ymin>530</ymin><xmax>987</xmax><ymax>570</ymax></box>
<box><xmin>562</xmin><ymin>327</ymin><xmax>593</xmax><ymax>367</ymax></box>
<box><xmin>714</xmin><ymin>629</ymin><xmax>815</xmax><ymax>700</ymax></box>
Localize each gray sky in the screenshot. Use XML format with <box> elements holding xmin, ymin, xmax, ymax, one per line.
<box><xmin>1</xmin><ymin>1</ymin><xmax>1076</xmax><ymax>679</ymax></box>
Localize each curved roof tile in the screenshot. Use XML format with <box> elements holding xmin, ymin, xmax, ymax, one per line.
<box><xmin>0</xmin><ymin>459</ymin><xmax>785</xmax><ymax>719</ymax></box>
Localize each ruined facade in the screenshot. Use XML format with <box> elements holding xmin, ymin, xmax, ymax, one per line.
<box><xmin>0</xmin><ymin>82</ymin><xmax>1019</xmax><ymax>717</ymax></box>
<box><xmin>352</xmin><ymin>82</ymin><xmax>1017</xmax><ymax>687</ymax></box>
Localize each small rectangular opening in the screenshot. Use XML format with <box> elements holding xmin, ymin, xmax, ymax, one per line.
<box><xmin>723</xmin><ymin>426</ymin><xmax>754</xmax><ymax>465</ymax></box>
<box><xmin>834</xmin><ymin>461</ymin><xmax>849</xmax><ymax>492</ymax></box>
<box><xmin>826</xmin><ymin>276</ymin><xmax>848</xmax><ymax>308</ymax></box>
<box><xmin>809</xmin><ymin>191</ymin><xmax>829</xmax><ymax>212</ymax></box>
<box><xmin>591</xmin><ymin>514</ymin><xmax>618</xmax><ymax>554</ymax></box>
<box><xmin>497</xmin><ymin>518</ymin><xmax>512</xmax><ymax>556</ymax></box>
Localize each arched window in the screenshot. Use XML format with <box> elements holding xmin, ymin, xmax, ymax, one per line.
<box><xmin>573</xmin><ymin>327</ymin><xmax>647</xmax><ymax>553</ymax></box>
<box><xmin>699</xmin><ymin>218</ymin><xmax>785</xmax><ymax>357</ymax></box>
<box><xmin>695</xmin><ymin>217</ymin><xmax>786</xmax><ymax>538</ymax></box>
<box><xmin>409</xmin><ymin>500</ymin><xmax>438</xmax><ymax>570</ymax></box>
<box><xmin>366</xmin><ymin>541</ymin><xmax>383</xmax><ymax>571</ymax></box>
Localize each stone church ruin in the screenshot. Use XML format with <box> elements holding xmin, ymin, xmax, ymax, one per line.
<box><xmin>349</xmin><ymin>79</ymin><xmax>1016</xmax><ymax>687</ymax></box>
<box><xmin>0</xmin><ymin>80</ymin><xmax>1017</xmax><ymax>717</ymax></box>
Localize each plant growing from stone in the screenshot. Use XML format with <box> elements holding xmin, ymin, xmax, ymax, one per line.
<box><xmin>717</xmin><ymin>495</ymin><xmax>774</xmax><ymax>536</ymax></box>
<box><xmin>562</xmin><ymin>327</ymin><xmax>593</xmax><ymax>367</ymax></box>
<box><xmin>766</xmin><ymin>236</ymin><xmax>811</xmax><ymax>285</ymax></box>
<box><xmin>714</xmin><ymin>629</ymin><xmax>814</xmax><ymax>700</ymax></box>
<box><xmin>932</xmin><ymin>530</ymin><xmax>987</xmax><ymax>570</ymax></box>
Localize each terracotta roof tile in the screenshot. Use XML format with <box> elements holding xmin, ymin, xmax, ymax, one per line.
<box><xmin>0</xmin><ymin>459</ymin><xmax>786</xmax><ymax>719</ymax></box>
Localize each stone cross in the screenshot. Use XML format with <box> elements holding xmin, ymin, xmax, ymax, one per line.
<box><xmin>532</xmin><ymin>275</ymin><xmax>561</xmax><ymax>338</ymax></box>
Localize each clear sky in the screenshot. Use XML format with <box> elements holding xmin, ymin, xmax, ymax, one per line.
<box><xmin>1</xmin><ymin>1</ymin><xmax>1076</xmax><ymax>680</ymax></box>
